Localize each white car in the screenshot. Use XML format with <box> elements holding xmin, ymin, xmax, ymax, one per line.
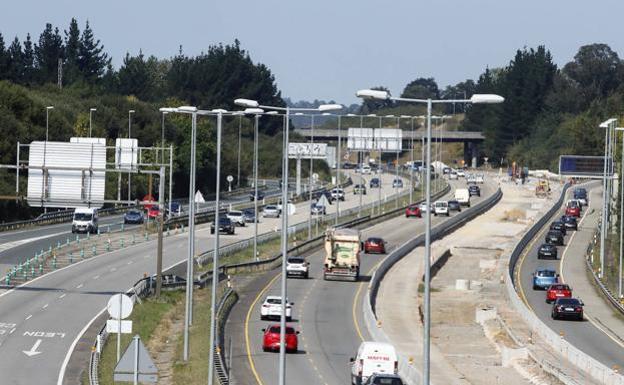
<box><xmin>476</xmin><ymin>174</ymin><xmax>485</xmax><ymax>184</ymax></box>
<box><xmin>286</xmin><ymin>256</ymin><xmax>309</xmax><ymax>278</ymax></box>
<box><xmin>226</xmin><ymin>210</ymin><xmax>246</xmax><ymax>226</ymax></box>
<box><xmin>260</xmin><ymin>296</ymin><xmax>293</xmax><ymax>321</ymax></box>
<box><xmin>331</xmin><ymin>188</ymin><xmax>345</xmax><ymax>201</ymax></box>
<box><xmin>262</xmin><ymin>205</ymin><xmax>281</xmax><ymax>218</ymax></box>
<box><xmin>456</xmin><ymin>169</ymin><xmax>466</xmax><ymax>178</ymax></box>
<box><xmin>449</xmin><ymin>171</ymin><xmax>458</xmax><ymax>180</ymax></box>
<box><xmin>360</xmin><ymin>165</ymin><xmax>372</xmax><ymax>174</ymax></box>
<box><xmin>433</xmin><ymin>200</ymin><xmax>449</xmax><ymax>216</ymax></box>
<box><xmin>418</xmin><ymin>202</ymin><xmax>432</xmax><ymax>213</ymax></box>
<box><xmin>466</xmin><ymin>174</ymin><xmax>476</xmax><ymax>184</ymax></box>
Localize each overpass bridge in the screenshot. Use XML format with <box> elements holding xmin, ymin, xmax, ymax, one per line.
<box><xmin>293</xmin><ymin>128</ymin><xmax>485</xmax><ymax>166</ymax></box>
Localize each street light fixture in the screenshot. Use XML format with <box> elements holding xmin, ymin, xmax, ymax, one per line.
<box><xmin>357</xmin><ymin>88</ymin><xmax>504</xmax><ymax>385</ymax></box>
<box><xmin>234</xmin><ymin>98</ymin><xmax>341</xmax><ymax>385</ymax></box>
<box><xmin>89</xmin><ymin>108</ymin><xmax>97</xmax><ymax>137</ymax></box>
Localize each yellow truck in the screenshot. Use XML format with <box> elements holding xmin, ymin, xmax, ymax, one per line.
<box><xmin>323</xmin><ymin>228</ymin><xmax>362</xmax><ymax>281</ymax></box>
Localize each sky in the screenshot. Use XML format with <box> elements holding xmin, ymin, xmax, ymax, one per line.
<box><xmin>2</xmin><ymin>0</ymin><xmax>624</xmax><ymax>105</ymax></box>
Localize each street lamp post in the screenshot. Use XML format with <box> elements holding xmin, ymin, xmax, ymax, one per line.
<box><xmin>357</xmin><ymin>89</ymin><xmax>504</xmax><ymax>385</ymax></box>
<box><xmin>235</xmin><ymin>99</ymin><xmax>341</xmax><ymax>385</ymax></box>
<box><xmin>161</xmin><ymin>110</ymin><xmax>169</xmax><ymax>164</ymax></box>
<box><xmin>237</xmin><ymin>114</ymin><xmax>242</xmax><ymax>188</ymax></box>
<box><xmin>43</xmin><ymin>106</ymin><xmax>54</xmax><ymax>213</ymax></box>
<box><xmin>616</xmin><ymin>126</ymin><xmax>624</xmax><ymax>299</ymax></box>
<box><xmin>247</xmin><ymin>108</ymin><xmax>265</xmax><ymax>261</ymax></box>
<box><xmin>600</xmin><ymin>118</ymin><xmax>617</xmax><ymax>280</ymax></box>
<box><xmin>89</xmin><ymin>108</ymin><xmax>96</xmax><ymax>137</ymax></box>
<box><xmin>128</xmin><ymin>109</ymin><xmax>135</xmax><ymax>202</ymax></box>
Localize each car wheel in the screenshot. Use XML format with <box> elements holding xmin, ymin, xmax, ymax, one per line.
<box><xmin>305</xmin><ymin>272</ymin><xmax>309</xmax><ymax>279</ymax></box>
<box><xmin>446</xmin><ymin>213</ymin><xmax>450</xmax><ymax>217</ymax></box>
<box><xmin>210</xmin><ymin>230</ymin><xmax>215</xmax><ymax>234</ymax></box>
<box><xmin>286</xmin><ymin>316</ymin><xmax>292</xmax><ymax>322</ymax></box>
<box><xmin>260</xmin><ymin>315</ymin><xmax>267</xmax><ymax>321</ymax></box>
<box><xmin>533</xmin><ymin>284</ymin><xmax>538</xmax><ymax>290</ymax></box>
<box><xmin>263</xmin><ymin>347</ymin><xmax>269</xmax><ymax>352</ymax></box>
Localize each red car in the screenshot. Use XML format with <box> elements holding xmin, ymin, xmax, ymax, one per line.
<box><xmin>364</xmin><ymin>237</ymin><xmax>386</xmax><ymax>254</ymax></box>
<box><xmin>405</xmin><ymin>204</ymin><xmax>422</xmax><ymax>218</ymax></box>
<box><xmin>262</xmin><ymin>324</ymin><xmax>298</xmax><ymax>353</ymax></box>
<box><xmin>565</xmin><ymin>201</ymin><xmax>581</xmax><ymax>217</ymax></box>
<box><xmin>147</xmin><ymin>206</ymin><xmax>161</xmax><ymax>219</ymax></box>
<box><xmin>546</xmin><ymin>283</ymin><xmax>572</xmax><ymax>303</ymax></box>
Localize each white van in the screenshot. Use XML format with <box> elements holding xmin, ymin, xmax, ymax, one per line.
<box><xmin>72</xmin><ymin>207</ymin><xmax>99</xmax><ymax>234</ymax></box>
<box><xmin>350</xmin><ymin>341</ymin><xmax>398</xmax><ymax>385</ymax></box>
<box><xmin>454</xmin><ymin>188</ymin><xmax>470</xmax><ymax>207</ymax></box>
<box><xmin>433</xmin><ymin>200</ymin><xmax>449</xmax><ymax>216</ymax></box>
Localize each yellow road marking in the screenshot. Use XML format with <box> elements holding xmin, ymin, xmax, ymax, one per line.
<box><xmin>353</xmin><ymin>258</ymin><xmax>386</xmax><ymax>342</ymax></box>
<box><xmin>245</xmin><ymin>273</ymin><xmax>281</xmax><ymax>385</ymax></box>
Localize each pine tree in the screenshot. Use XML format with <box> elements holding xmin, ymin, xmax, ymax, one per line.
<box><xmin>64</xmin><ymin>18</ymin><xmax>81</xmax><ymax>84</ymax></box>
<box><xmin>7</xmin><ymin>37</ymin><xmax>23</xmax><ymax>82</ymax></box>
<box><xmin>0</xmin><ymin>33</ymin><xmax>8</xmax><ymax>80</ymax></box>
<box><xmin>35</xmin><ymin>23</ymin><xmax>64</xmax><ymax>84</ymax></box>
<box><xmin>78</xmin><ymin>20</ymin><xmax>109</xmax><ymax>81</ymax></box>
<box><xmin>22</xmin><ymin>34</ymin><xmax>35</xmax><ymax>84</ymax></box>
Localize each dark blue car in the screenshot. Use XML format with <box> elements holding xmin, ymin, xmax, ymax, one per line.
<box><xmin>124</xmin><ymin>209</ymin><xmax>144</xmax><ymax>224</ymax></box>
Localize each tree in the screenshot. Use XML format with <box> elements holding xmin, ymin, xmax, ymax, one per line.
<box><xmin>400</xmin><ymin>77</ymin><xmax>439</xmax><ymax>100</ymax></box>
<box><xmin>64</xmin><ymin>18</ymin><xmax>81</xmax><ymax>84</ymax></box>
<box><xmin>7</xmin><ymin>37</ymin><xmax>23</xmax><ymax>82</ymax></box>
<box><xmin>0</xmin><ymin>33</ymin><xmax>8</xmax><ymax>80</ymax></box>
<box><xmin>358</xmin><ymin>86</ymin><xmax>394</xmax><ymax>114</ymax></box>
<box><xmin>35</xmin><ymin>23</ymin><xmax>64</xmax><ymax>84</ymax></box>
<box><xmin>117</xmin><ymin>51</ymin><xmax>153</xmax><ymax>99</ymax></box>
<box><xmin>22</xmin><ymin>34</ymin><xmax>35</xmax><ymax>84</ymax></box>
<box><xmin>78</xmin><ymin>21</ymin><xmax>109</xmax><ymax>81</ymax></box>
<box><xmin>563</xmin><ymin>43</ymin><xmax>623</xmax><ymax>105</ymax></box>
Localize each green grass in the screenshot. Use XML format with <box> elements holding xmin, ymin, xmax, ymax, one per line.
<box><xmin>97</xmin><ymin>290</ymin><xmax>183</xmax><ymax>385</ymax></box>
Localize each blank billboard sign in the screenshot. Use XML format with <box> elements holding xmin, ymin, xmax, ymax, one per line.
<box><xmin>375</xmin><ymin>128</ymin><xmax>403</xmax><ymax>152</ymax></box>
<box><xmin>559</xmin><ymin>155</ymin><xmax>612</xmax><ymax>177</ymax></box>
<box><xmin>27</xmin><ymin>141</ymin><xmax>106</xmax><ymax>208</ymax></box>
<box><xmin>347</xmin><ymin>128</ymin><xmax>374</xmax><ymax>150</ymax></box>
<box><xmin>115</xmin><ymin>138</ymin><xmax>138</xmax><ymax>171</ymax></box>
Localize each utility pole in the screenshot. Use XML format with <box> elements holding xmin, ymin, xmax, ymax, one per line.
<box><xmin>156</xmin><ymin>166</ymin><xmax>165</xmax><ymax>297</ymax></box>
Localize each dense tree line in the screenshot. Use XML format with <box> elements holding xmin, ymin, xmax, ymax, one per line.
<box><xmin>0</xmin><ymin>19</ymin><xmax>289</xmax><ymax>221</ymax></box>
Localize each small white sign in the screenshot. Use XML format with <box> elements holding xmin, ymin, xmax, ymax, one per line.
<box><xmin>287</xmin><ymin>203</ymin><xmax>296</xmax><ymax>216</ymax></box>
<box><xmin>107</xmin><ymin>294</ymin><xmax>134</xmax><ymax>320</ymax></box>
<box><xmin>226</xmin><ymin>175</ymin><xmax>234</xmax><ymax>182</ymax></box>
<box><xmin>106</xmin><ymin>319</ymin><xmax>133</xmax><ymax>334</ymax></box>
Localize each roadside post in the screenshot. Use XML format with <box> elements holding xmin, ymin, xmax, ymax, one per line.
<box><xmin>107</xmin><ymin>293</ymin><xmax>134</xmax><ymax>362</ymax></box>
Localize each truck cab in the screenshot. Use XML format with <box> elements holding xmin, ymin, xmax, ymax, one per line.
<box><xmin>72</xmin><ymin>207</ymin><xmax>99</xmax><ymax>234</ymax></box>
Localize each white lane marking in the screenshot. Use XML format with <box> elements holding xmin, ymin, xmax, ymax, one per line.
<box><xmin>75</xmin><ymin>284</ymin><xmax>83</xmax><ymax>289</ymax></box>
<box><xmin>143</xmin><ymin>254</ymin><xmax>150</xmax><ymax>259</ymax></box>
<box><xmin>59</xmin><ymin>294</ymin><xmax>66</xmax><ymax>299</ymax></box>
<box><xmin>9</xmin><ymin>328</ymin><xmax>15</xmax><ymax>334</ymax></box>
<box><xmin>25</xmin><ymin>315</ymin><xmax>32</xmax><ymax>320</ymax></box>
<box><xmin>110</xmin><ymin>267</ymin><xmax>117</xmax><ymax>272</ymax></box>
<box><xmin>127</xmin><ymin>261</ymin><xmax>133</xmax><ymax>265</ymax></box>
<box><xmin>42</xmin><ymin>304</ymin><xmax>48</xmax><ymax>309</ymax></box>
<box><xmin>0</xmin><ymin>231</ymin><xmax>66</xmax><ymax>253</ymax></box>
<box><xmin>93</xmin><ymin>275</ymin><xmax>100</xmax><ymax>280</ymax></box>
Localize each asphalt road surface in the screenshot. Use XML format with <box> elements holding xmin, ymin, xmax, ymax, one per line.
<box><xmin>517</xmin><ymin>183</ymin><xmax>624</xmax><ymax>370</ymax></box>
<box><xmin>0</xmin><ymin>171</ymin><xmax>403</xmax><ymax>385</ymax></box>
<box><xmin>226</xmin><ymin>177</ymin><xmax>498</xmax><ymax>385</ymax></box>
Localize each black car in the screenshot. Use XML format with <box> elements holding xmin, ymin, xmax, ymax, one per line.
<box><xmin>538</xmin><ymin>243</ymin><xmax>558</xmax><ymax>259</ymax></box>
<box><xmin>369</xmin><ymin>178</ymin><xmax>381</xmax><ymax>188</ymax></box>
<box><xmin>549</xmin><ymin>221</ymin><xmax>567</xmax><ymax>236</ymax></box>
<box><xmin>249</xmin><ymin>190</ymin><xmax>265</xmax><ymax>201</ymax></box>
<box><xmin>552</xmin><ymin>298</ymin><xmax>584</xmax><ymax>320</ymax></box>
<box><xmin>354</xmin><ymin>184</ymin><xmax>367</xmax><ymax>195</ymax></box>
<box><xmin>123</xmin><ymin>209</ymin><xmax>144</xmax><ymax>224</ymax></box>
<box><xmin>448</xmin><ymin>200</ymin><xmax>462</xmax><ymax>212</ymax></box>
<box><xmin>545</xmin><ymin>230</ymin><xmax>564</xmax><ymax>245</ymax></box>
<box><xmin>560</xmin><ymin>215</ymin><xmax>578</xmax><ymax>230</ymax></box>
<box><xmin>242</xmin><ymin>208</ymin><xmax>258</xmax><ymax>223</ymax></box>
<box><xmin>342</xmin><ymin>162</ymin><xmax>357</xmax><ymax>169</ymax></box>
<box><xmin>211</xmin><ymin>217</ymin><xmax>235</xmax><ymax>235</ymax></box>
<box><xmin>468</xmin><ymin>185</ymin><xmax>481</xmax><ymax>197</ymax></box>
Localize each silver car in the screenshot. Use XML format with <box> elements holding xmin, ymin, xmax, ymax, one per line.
<box><xmin>263</xmin><ymin>205</ymin><xmax>281</xmax><ymax>218</ymax></box>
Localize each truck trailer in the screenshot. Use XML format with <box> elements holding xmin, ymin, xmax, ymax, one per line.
<box><xmin>323</xmin><ymin>228</ymin><xmax>362</xmax><ymax>281</ymax></box>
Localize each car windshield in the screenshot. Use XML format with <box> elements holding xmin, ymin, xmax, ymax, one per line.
<box><xmin>74</xmin><ymin>213</ymin><xmax>92</xmax><ymax>221</ymax></box>
<box><xmin>228</xmin><ymin>212</ymin><xmax>242</xmax><ymax>216</ymax></box>
<box><xmin>548</xmin><ymin>231</ymin><xmax>560</xmax><ymax>236</ymax></box>
<box><xmin>127</xmin><ymin>210</ymin><xmax>141</xmax><ymax>216</ymax></box>
<box><xmin>171</xmin><ymin>202</ymin><xmax>180</xmax><ymax>210</ymax></box>
<box><xmin>219</xmin><ymin>218</ymin><xmax>231</xmax><ymax>224</ymax></box>
<box><xmin>288</xmin><ymin>258</ymin><xmax>305</xmax><ymax>264</ymax></box>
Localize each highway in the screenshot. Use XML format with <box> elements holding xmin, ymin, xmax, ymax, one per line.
<box><xmin>517</xmin><ymin>183</ymin><xmax>624</xmax><ymax>370</ymax></box>
<box><xmin>226</xmin><ymin>177</ymin><xmax>498</xmax><ymax>385</ymax></box>
<box><xmin>0</xmin><ymin>171</ymin><xmax>403</xmax><ymax>385</ymax></box>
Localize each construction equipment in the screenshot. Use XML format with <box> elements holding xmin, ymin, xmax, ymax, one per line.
<box><xmin>536</xmin><ymin>179</ymin><xmax>551</xmax><ymax>198</ymax></box>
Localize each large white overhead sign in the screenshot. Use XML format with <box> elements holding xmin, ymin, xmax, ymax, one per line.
<box><xmin>288</xmin><ymin>142</ymin><xmax>327</xmax><ymax>159</ymax></box>
<box><xmin>375</xmin><ymin>128</ymin><xmax>403</xmax><ymax>152</ymax></box>
<box><xmin>27</xmin><ymin>141</ymin><xmax>106</xmax><ymax>208</ymax></box>
<box><xmin>115</xmin><ymin>138</ymin><xmax>138</xmax><ymax>171</ymax></box>
<box><xmin>347</xmin><ymin>128</ymin><xmax>374</xmax><ymax>150</ymax></box>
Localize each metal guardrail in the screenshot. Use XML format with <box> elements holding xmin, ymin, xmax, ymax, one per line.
<box><xmin>214</xmin><ymin>288</ymin><xmax>239</xmax><ymax>385</ymax></box>
<box><xmin>504</xmin><ymin>183</ymin><xmax>624</xmax><ymax>385</ymax></box>
<box><xmin>362</xmin><ymin>185</ymin><xmax>503</xmax><ymax>385</ymax></box>
<box><xmin>585</xmin><ymin>224</ymin><xmax>624</xmax><ymax>315</ymax></box>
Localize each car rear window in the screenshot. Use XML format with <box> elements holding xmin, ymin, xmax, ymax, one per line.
<box><xmin>266</xmin><ymin>205</ymin><xmax>277</xmax><ymax>210</ymax></box>
<box><xmin>551</xmin><ymin>284</ymin><xmax>569</xmax><ymax>290</ymax></box>
<box><xmin>267</xmin><ymin>298</ymin><xmax>282</xmax><ymax>304</ymax></box>
<box><xmin>368</xmin><ymin>238</ymin><xmax>382</xmax><ymax>243</ymax></box>
<box><xmin>539</xmin><ymin>270</ymin><xmax>556</xmax><ymax>277</ymax></box>
<box><xmin>556</xmin><ymin>298</ymin><xmax>578</xmax><ymax>305</ymax></box>
<box><xmin>288</xmin><ymin>258</ymin><xmax>305</xmax><ymax>264</ymax></box>
<box><xmin>372</xmin><ymin>378</ymin><xmax>403</xmax><ymax>385</ymax></box>
<box><xmin>268</xmin><ymin>326</ymin><xmax>295</xmax><ymax>334</ymax></box>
